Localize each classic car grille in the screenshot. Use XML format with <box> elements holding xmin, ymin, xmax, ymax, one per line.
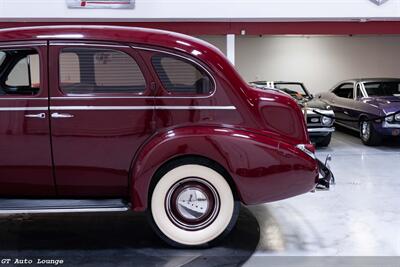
<box><xmin>307</xmin><ymin>115</ymin><xmax>321</xmax><ymax>124</ymax></box>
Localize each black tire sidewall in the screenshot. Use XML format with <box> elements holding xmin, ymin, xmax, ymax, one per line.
<box><xmin>360</xmin><ymin>120</ymin><xmax>382</xmax><ymax>146</ymax></box>
<box><xmin>317</xmin><ymin>133</ymin><xmax>332</xmax><ymax>147</ymax></box>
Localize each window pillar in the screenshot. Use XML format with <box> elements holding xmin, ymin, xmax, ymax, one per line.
<box><xmin>226</xmin><ymin>34</ymin><xmax>235</xmax><ymax>65</ymax></box>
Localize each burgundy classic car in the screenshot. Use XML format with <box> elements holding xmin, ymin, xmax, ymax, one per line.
<box><xmin>0</xmin><ymin>26</ymin><xmax>320</xmax><ymax>247</ymax></box>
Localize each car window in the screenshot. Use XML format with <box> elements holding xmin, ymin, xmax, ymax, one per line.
<box><xmin>152</xmin><ymin>54</ymin><xmax>213</xmax><ymax>95</ymax></box>
<box><xmin>363</xmin><ymin>82</ymin><xmax>400</xmax><ymax>97</ymax></box>
<box><xmin>0</xmin><ymin>49</ymin><xmax>40</xmax><ymax>96</ymax></box>
<box><xmin>332</xmin><ymin>83</ymin><xmax>354</xmax><ymax>99</ymax></box>
<box><xmin>59</xmin><ymin>47</ymin><xmax>146</xmax><ymax>94</ymax></box>
<box><xmin>274</xmin><ymin>83</ymin><xmax>309</xmax><ymax>100</ymax></box>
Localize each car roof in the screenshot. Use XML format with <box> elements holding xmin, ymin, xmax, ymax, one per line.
<box><xmin>0</xmin><ymin>25</ymin><xmax>225</xmax><ymax>62</ymax></box>
<box><xmin>340</xmin><ymin>78</ymin><xmax>400</xmax><ymax>83</ymax></box>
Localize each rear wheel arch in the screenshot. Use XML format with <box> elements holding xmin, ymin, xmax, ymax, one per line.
<box><xmin>128</xmin><ymin>130</ymin><xmax>244</xmax><ymax>212</ymax></box>
<box><xmin>358</xmin><ymin>114</ymin><xmax>369</xmax><ymax>125</ymax></box>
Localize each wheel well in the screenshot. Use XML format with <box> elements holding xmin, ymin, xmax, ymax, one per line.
<box><xmin>359</xmin><ymin>114</ymin><xmax>369</xmax><ymax>126</ymax></box>
<box><xmin>148</xmin><ymin>155</ymin><xmax>239</xmax><ymax>206</ymax></box>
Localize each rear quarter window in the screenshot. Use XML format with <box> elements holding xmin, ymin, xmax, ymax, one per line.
<box><xmin>151</xmin><ymin>54</ymin><xmax>213</xmax><ymax>95</ymax></box>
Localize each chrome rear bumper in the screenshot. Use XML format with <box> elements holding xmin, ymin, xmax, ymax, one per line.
<box><xmin>314</xmin><ymin>155</ymin><xmax>335</xmax><ymax>191</ymax></box>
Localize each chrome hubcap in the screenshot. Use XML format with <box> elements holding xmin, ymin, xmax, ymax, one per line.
<box><xmin>165</xmin><ymin>177</ymin><xmax>220</xmax><ymax>231</ymax></box>
<box><xmin>176</xmin><ymin>188</ymin><xmax>209</xmax><ymax>220</ymax></box>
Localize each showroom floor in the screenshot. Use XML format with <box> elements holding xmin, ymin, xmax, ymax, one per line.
<box><xmin>245</xmin><ymin>128</ymin><xmax>400</xmax><ymax>265</ymax></box>
<box><xmin>0</xmin><ymin>129</ymin><xmax>399</xmax><ymax>267</ymax></box>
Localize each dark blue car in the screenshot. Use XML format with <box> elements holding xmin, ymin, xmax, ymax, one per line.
<box><xmin>319</xmin><ymin>78</ymin><xmax>400</xmax><ymax>146</ymax></box>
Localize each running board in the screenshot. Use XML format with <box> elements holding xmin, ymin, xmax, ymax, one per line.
<box><xmin>0</xmin><ymin>199</ymin><xmax>129</xmax><ymax>214</ymax></box>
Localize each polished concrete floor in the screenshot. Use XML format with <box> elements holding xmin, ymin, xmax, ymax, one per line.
<box><xmin>0</xmin><ymin>128</ymin><xmax>399</xmax><ymax>266</ymax></box>
<box><xmin>245</xmin><ymin>128</ymin><xmax>400</xmax><ymax>265</ymax></box>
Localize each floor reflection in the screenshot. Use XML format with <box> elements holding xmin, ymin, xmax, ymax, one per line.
<box><xmin>0</xmin><ymin>206</ymin><xmax>260</xmax><ymax>266</ymax></box>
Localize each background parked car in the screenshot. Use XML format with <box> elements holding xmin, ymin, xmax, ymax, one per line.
<box><xmin>318</xmin><ymin>78</ymin><xmax>400</xmax><ymax>146</ymax></box>
<box><xmin>250</xmin><ymin>81</ymin><xmax>335</xmax><ymax>147</ymax></box>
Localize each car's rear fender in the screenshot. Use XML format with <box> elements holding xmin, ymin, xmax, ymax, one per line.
<box><xmin>129</xmin><ymin>126</ymin><xmax>318</xmax><ymax>211</ymax></box>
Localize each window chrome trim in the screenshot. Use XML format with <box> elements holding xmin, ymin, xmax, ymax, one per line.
<box><xmin>50</xmin><ymin>42</ymin><xmax>129</xmax><ymax>49</ymax></box>
<box><xmin>0</xmin><ymin>107</ymin><xmax>48</xmax><ymax>111</ymax></box>
<box><xmin>0</xmin><ymin>42</ymin><xmax>47</xmax><ymax>49</ymax></box>
<box><xmin>155</xmin><ymin>106</ymin><xmax>235</xmax><ymax>110</ymax></box>
<box><xmin>132</xmin><ymin>45</ymin><xmax>217</xmax><ymax>99</ymax></box>
<box><xmin>0</xmin><ymin>97</ymin><xmax>48</xmax><ymax>100</ymax></box>
<box><xmin>51</xmin><ymin>96</ymin><xmax>152</xmax><ymax>100</ymax></box>
<box><xmin>358</xmin><ymin>82</ymin><xmax>368</xmax><ymax>98</ymax></box>
<box><xmin>49</xmin><ymin>105</ymin><xmax>236</xmax><ymax>111</ymax></box>
<box><xmin>0</xmin><ymin>106</ymin><xmax>236</xmax><ymax>111</ymax></box>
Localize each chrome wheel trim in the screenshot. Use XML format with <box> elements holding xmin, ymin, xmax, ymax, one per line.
<box><xmin>165</xmin><ymin>177</ymin><xmax>220</xmax><ymax>231</ymax></box>
<box><xmin>361</xmin><ymin>121</ymin><xmax>370</xmax><ymax>141</ymax></box>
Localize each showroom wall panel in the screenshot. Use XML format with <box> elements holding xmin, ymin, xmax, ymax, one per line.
<box><xmin>234</xmin><ymin>35</ymin><xmax>400</xmax><ymax>94</ymax></box>
<box><xmin>199</xmin><ymin>35</ymin><xmax>227</xmax><ymax>55</ymax></box>
<box><xmin>0</xmin><ymin>0</ymin><xmax>399</xmax><ymax>20</ymax></box>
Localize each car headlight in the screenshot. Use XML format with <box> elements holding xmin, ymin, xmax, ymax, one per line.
<box><xmin>322</xmin><ymin>116</ymin><xmax>332</xmax><ymax>126</ymax></box>
<box><xmin>385</xmin><ymin>115</ymin><xmax>394</xmax><ymax>122</ymax></box>
<box><xmin>395</xmin><ymin>113</ymin><xmax>400</xmax><ymax>121</ymax></box>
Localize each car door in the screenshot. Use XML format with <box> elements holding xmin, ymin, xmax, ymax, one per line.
<box><xmin>48</xmin><ymin>42</ymin><xmax>155</xmax><ymax>197</ymax></box>
<box><xmin>0</xmin><ymin>41</ymin><xmax>55</xmax><ymax>196</ymax></box>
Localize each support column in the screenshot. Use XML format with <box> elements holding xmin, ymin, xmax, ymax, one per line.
<box><xmin>226</xmin><ymin>34</ymin><xmax>235</xmax><ymax>65</ymax></box>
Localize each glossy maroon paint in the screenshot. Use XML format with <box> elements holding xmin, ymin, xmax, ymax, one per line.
<box><xmin>0</xmin><ymin>26</ymin><xmax>317</xmax><ymax>209</ymax></box>
<box><xmin>48</xmin><ymin>42</ymin><xmax>154</xmax><ymax>197</ymax></box>
<box><xmin>0</xmin><ymin>42</ymin><xmax>55</xmax><ymax>196</ymax></box>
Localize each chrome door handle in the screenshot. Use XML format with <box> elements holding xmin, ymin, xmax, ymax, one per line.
<box><xmin>25</xmin><ymin>113</ymin><xmax>46</xmax><ymax>119</ymax></box>
<box><xmin>344</xmin><ymin>111</ymin><xmax>349</xmax><ymax>115</ymax></box>
<box><xmin>51</xmin><ymin>112</ymin><xmax>74</xmax><ymax>118</ymax></box>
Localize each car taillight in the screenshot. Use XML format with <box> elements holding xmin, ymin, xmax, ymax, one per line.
<box><xmin>296</xmin><ymin>143</ymin><xmax>316</xmax><ymax>160</ymax></box>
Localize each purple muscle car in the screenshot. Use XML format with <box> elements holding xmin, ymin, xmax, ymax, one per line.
<box><xmin>319</xmin><ymin>78</ymin><xmax>400</xmax><ymax>146</ymax></box>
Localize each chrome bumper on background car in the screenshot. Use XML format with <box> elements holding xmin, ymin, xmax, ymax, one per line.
<box><xmin>382</xmin><ymin>121</ymin><xmax>400</xmax><ymax>128</ymax></box>
<box><xmin>308</xmin><ymin>127</ymin><xmax>335</xmax><ymax>133</ymax></box>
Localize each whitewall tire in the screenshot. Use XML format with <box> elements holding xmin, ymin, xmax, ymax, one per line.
<box><xmin>149</xmin><ymin>163</ymin><xmax>239</xmax><ymax>247</ymax></box>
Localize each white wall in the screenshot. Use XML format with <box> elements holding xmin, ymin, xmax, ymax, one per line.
<box><xmin>233</xmin><ymin>35</ymin><xmax>400</xmax><ymax>94</ymax></box>
<box><xmin>199</xmin><ymin>35</ymin><xmax>227</xmax><ymax>55</ymax></box>
<box><xmin>0</xmin><ymin>0</ymin><xmax>400</xmax><ymax>21</ymax></box>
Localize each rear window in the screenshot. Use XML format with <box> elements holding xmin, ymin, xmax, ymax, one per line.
<box><xmin>152</xmin><ymin>54</ymin><xmax>213</xmax><ymax>95</ymax></box>
<box><xmin>59</xmin><ymin>47</ymin><xmax>146</xmax><ymax>94</ymax></box>
<box><xmin>0</xmin><ymin>49</ymin><xmax>40</xmax><ymax>96</ymax></box>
